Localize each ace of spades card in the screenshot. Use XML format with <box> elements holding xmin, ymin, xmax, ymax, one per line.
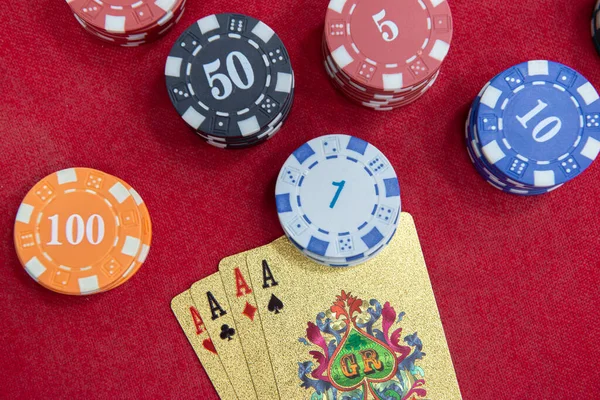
<box><xmin>245</xmin><ymin>213</ymin><xmax>461</xmax><ymax>400</ymax></box>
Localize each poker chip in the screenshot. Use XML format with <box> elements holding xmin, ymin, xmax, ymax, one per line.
<box><xmin>275</xmin><ymin>134</ymin><xmax>401</xmax><ymax>267</ymax></box>
<box><xmin>66</xmin><ymin>0</ymin><xmax>186</xmax><ymax>46</ymax></box>
<box><xmin>323</xmin><ymin>0</ymin><xmax>453</xmax><ymax>109</ymax></box>
<box><xmin>104</xmin><ymin>185</ymin><xmax>152</xmax><ymax>290</ymax></box>
<box><xmin>288</xmin><ymin>228</ymin><xmax>394</xmax><ymax>268</ymax></box>
<box><xmin>466</xmin><ymin>61</ymin><xmax>600</xmax><ymax>195</ymax></box>
<box><xmin>13</xmin><ymin>168</ymin><xmax>152</xmax><ymax>295</ymax></box>
<box><xmin>165</xmin><ymin>14</ymin><xmax>295</xmax><ymax>149</ymax></box>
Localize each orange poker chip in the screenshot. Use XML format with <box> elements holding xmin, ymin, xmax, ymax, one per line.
<box><xmin>14</xmin><ymin>168</ymin><xmax>150</xmax><ymax>295</ymax></box>
<box><xmin>106</xmin><ymin>186</ymin><xmax>153</xmax><ymax>290</ymax></box>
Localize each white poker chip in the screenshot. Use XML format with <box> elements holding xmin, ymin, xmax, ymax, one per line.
<box><xmin>275</xmin><ymin>134</ymin><xmax>401</xmax><ymax>264</ymax></box>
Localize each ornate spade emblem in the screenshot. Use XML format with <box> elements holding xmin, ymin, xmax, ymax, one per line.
<box><xmin>297</xmin><ymin>291</ymin><xmax>428</xmax><ymax>400</ymax></box>
<box><xmin>328</xmin><ymin>315</ymin><xmax>397</xmax><ymax>391</ymax></box>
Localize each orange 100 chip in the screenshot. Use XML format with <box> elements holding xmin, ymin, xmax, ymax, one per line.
<box><xmin>106</xmin><ymin>185</ymin><xmax>153</xmax><ymax>291</ymax></box>
<box><xmin>14</xmin><ymin>168</ymin><xmax>149</xmax><ymax>295</ymax></box>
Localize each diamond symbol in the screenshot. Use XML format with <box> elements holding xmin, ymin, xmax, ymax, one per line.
<box><xmin>242</xmin><ymin>301</ymin><xmax>257</xmax><ymax>321</ymax></box>
<box><xmin>202</xmin><ymin>338</ymin><xmax>217</xmax><ymax>355</ymax></box>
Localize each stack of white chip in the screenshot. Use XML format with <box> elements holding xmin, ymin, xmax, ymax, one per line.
<box><xmin>275</xmin><ymin>134</ymin><xmax>401</xmax><ymax>267</ymax></box>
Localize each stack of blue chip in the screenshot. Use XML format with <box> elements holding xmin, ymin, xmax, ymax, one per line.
<box><xmin>465</xmin><ymin>60</ymin><xmax>600</xmax><ymax>196</ymax></box>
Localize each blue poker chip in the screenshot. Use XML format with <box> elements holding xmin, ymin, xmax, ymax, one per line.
<box><xmin>466</xmin><ymin>91</ymin><xmax>563</xmax><ymax>196</ymax></box>
<box><xmin>275</xmin><ymin>134</ymin><xmax>401</xmax><ymax>263</ymax></box>
<box><xmin>466</xmin><ymin>129</ymin><xmax>562</xmax><ymax>196</ymax></box>
<box><xmin>474</xmin><ymin>60</ymin><xmax>600</xmax><ymax>188</ymax></box>
<box><xmin>468</xmin><ymin>104</ymin><xmax>553</xmax><ymax>191</ymax></box>
<box><xmin>164</xmin><ymin>13</ymin><xmax>294</xmax><ymax>146</ymax></box>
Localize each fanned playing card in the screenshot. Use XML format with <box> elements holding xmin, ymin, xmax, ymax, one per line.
<box><xmin>170</xmin><ymin>290</ymin><xmax>238</xmax><ymax>400</ymax></box>
<box><xmin>219</xmin><ymin>250</ymin><xmax>280</xmax><ymax>398</ymax></box>
<box><xmin>190</xmin><ymin>273</ymin><xmax>258</xmax><ymax>400</ymax></box>
<box><xmin>245</xmin><ymin>213</ymin><xmax>461</xmax><ymax>399</ymax></box>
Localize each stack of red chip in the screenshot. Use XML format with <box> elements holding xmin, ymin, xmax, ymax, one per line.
<box><xmin>66</xmin><ymin>0</ymin><xmax>186</xmax><ymax>47</ymax></box>
<box><xmin>323</xmin><ymin>0</ymin><xmax>453</xmax><ymax>110</ymax></box>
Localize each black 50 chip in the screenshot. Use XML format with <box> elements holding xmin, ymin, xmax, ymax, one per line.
<box><xmin>165</xmin><ymin>14</ymin><xmax>295</xmax><ymax>148</ymax></box>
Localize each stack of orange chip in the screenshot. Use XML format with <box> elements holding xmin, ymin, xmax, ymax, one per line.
<box><xmin>13</xmin><ymin>168</ymin><xmax>152</xmax><ymax>295</ymax></box>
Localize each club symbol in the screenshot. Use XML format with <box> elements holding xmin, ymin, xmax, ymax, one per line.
<box><xmin>220</xmin><ymin>324</ymin><xmax>235</xmax><ymax>341</ymax></box>
<box><xmin>268</xmin><ymin>294</ymin><xmax>284</xmax><ymax>314</ymax></box>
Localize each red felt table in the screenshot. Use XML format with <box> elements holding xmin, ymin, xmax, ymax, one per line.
<box><xmin>2</xmin><ymin>0</ymin><xmax>600</xmax><ymax>398</ymax></box>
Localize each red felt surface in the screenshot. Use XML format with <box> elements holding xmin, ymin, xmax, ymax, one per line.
<box><xmin>1</xmin><ymin>0</ymin><xmax>600</xmax><ymax>398</ymax></box>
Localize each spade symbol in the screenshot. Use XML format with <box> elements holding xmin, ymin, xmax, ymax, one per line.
<box><xmin>267</xmin><ymin>294</ymin><xmax>284</xmax><ymax>314</ymax></box>
<box><xmin>219</xmin><ymin>324</ymin><xmax>235</xmax><ymax>341</ymax></box>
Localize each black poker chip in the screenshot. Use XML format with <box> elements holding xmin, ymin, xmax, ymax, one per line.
<box><xmin>165</xmin><ymin>13</ymin><xmax>295</xmax><ymax>148</ymax></box>
<box><xmin>195</xmin><ymin>87</ymin><xmax>295</xmax><ymax>149</ymax></box>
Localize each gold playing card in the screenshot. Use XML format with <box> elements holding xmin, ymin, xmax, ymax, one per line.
<box><xmin>219</xmin><ymin>250</ymin><xmax>280</xmax><ymax>398</ymax></box>
<box><xmin>190</xmin><ymin>273</ymin><xmax>258</xmax><ymax>400</ymax></box>
<box><xmin>170</xmin><ymin>290</ymin><xmax>238</xmax><ymax>400</ymax></box>
<box><xmin>245</xmin><ymin>213</ymin><xmax>461</xmax><ymax>399</ymax></box>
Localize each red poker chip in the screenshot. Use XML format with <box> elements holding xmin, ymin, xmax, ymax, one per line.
<box><xmin>323</xmin><ymin>0</ymin><xmax>453</xmax><ymax>109</ymax></box>
<box><xmin>324</xmin><ymin>53</ymin><xmax>435</xmax><ymax>103</ymax></box>
<box><xmin>67</xmin><ymin>0</ymin><xmax>186</xmax><ymax>46</ymax></box>
<box><xmin>326</xmin><ymin>68</ymin><xmax>434</xmax><ymax>106</ymax></box>
<box><xmin>325</xmin><ymin>55</ymin><xmax>440</xmax><ymax>109</ymax></box>
<box><xmin>73</xmin><ymin>5</ymin><xmax>185</xmax><ymax>46</ymax></box>
<box><xmin>322</xmin><ymin>37</ymin><xmax>439</xmax><ymax>107</ymax></box>
<box><xmin>322</xmin><ymin>35</ymin><xmax>431</xmax><ymax>96</ymax></box>
<box><xmin>332</xmin><ymin>76</ymin><xmax>436</xmax><ymax>109</ymax></box>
